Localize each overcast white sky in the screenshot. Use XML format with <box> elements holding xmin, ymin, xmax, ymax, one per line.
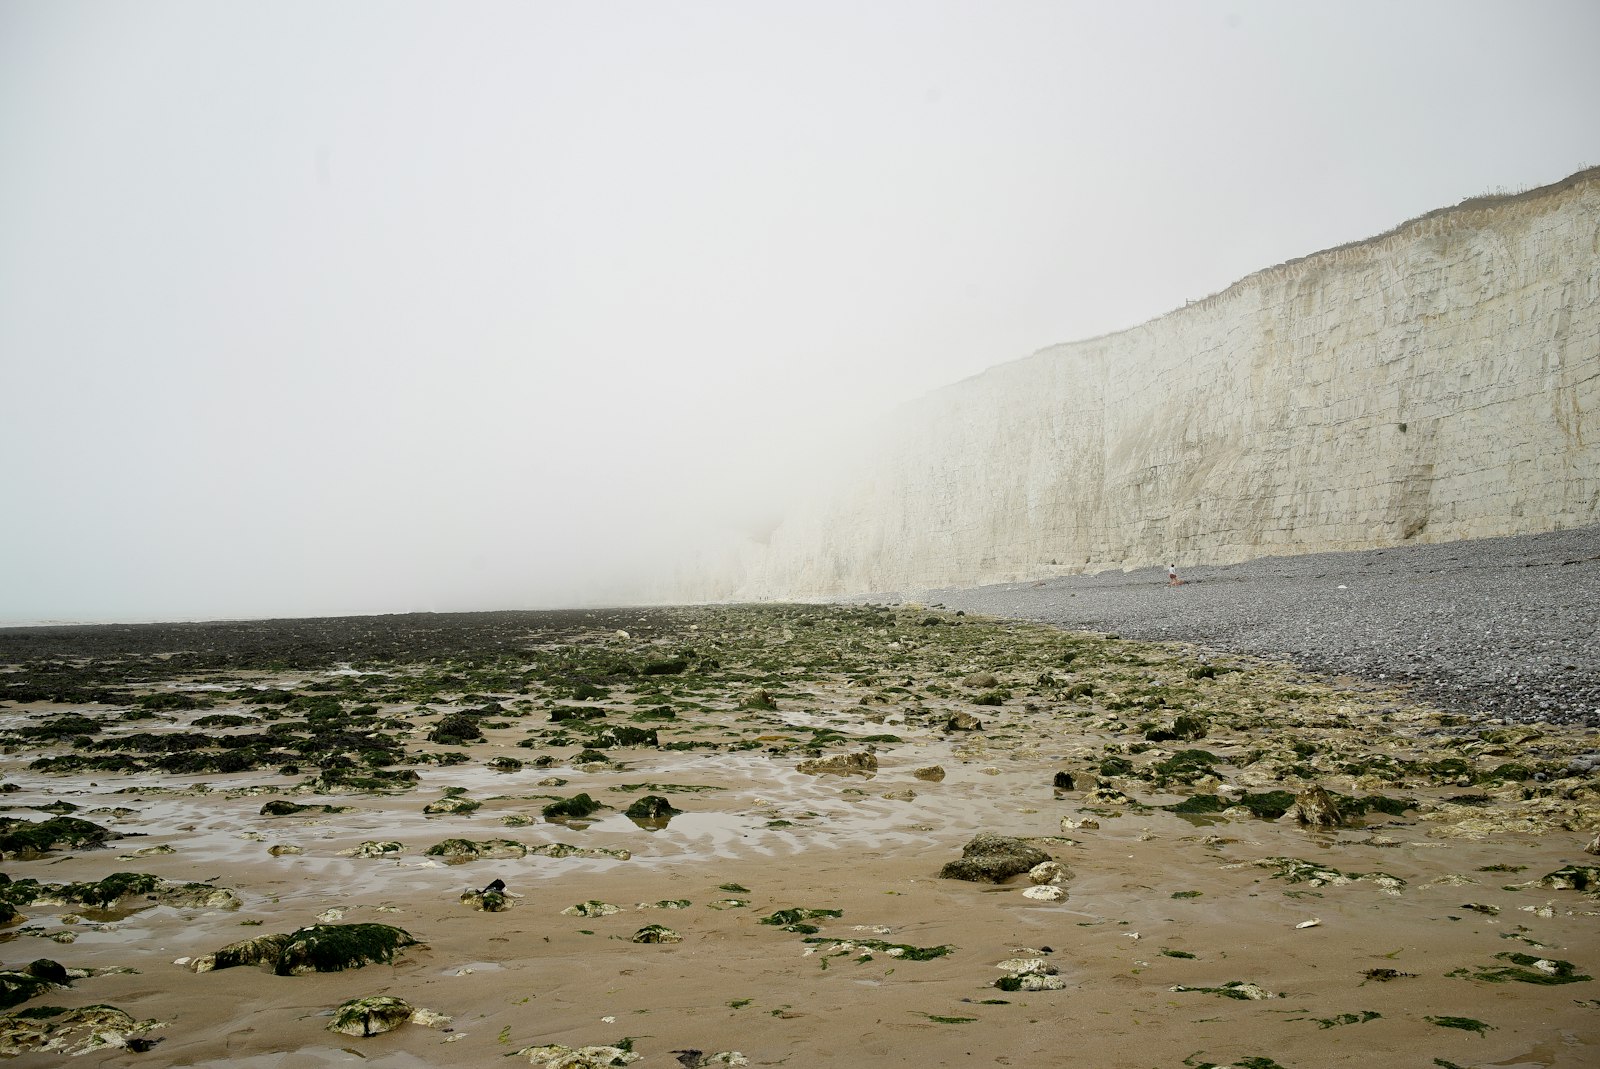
<box><xmin>2</xmin><ymin>1</ymin><xmax>1597</xmax><ymax>623</ymax></box>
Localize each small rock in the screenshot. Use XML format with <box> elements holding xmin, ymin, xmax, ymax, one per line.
<box><xmin>1028</xmin><ymin>861</ymin><xmax>1072</xmax><ymax>884</ymax></box>
<box><xmin>1022</xmin><ymin>885</ymin><xmax>1067</xmax><ymax>901</ymax></box>
<box><xmin>1291</xmin><ymin>786</ymin><xmax>1344</xmax><ymax>828</ymax></box>
<box><xmin>912</xmin><ymin>765</ymin><xmax>946</xmax><ymax>782</ymax></box>
<box><xmin>517</xmin><ymin>1045</ymin><xmax>640</xmax><ymax>1068</ymax></box>
<box><xmin>561</xmin><ymin>900</ymin><xmax>621</xmax><ymax>918</ymax></box>
<box><xmin>944</xmin><ymin>712</ymin><xmax>983</xmax><ymax>732</ymax></box>
<box><xmin>939</xmin><ymin>834</ymin><xmax>1051</xmax><ymax>883</ymax></box>
<box><xmin>797</xmin><ymin>752</ymin><xmax>877</xmax><ymax>776</ymax></box>
<box><xmin>327</xmin><ymin>995</ymin><xmax>415</xmax><ymax>1037</ymax></box>
<box><xmin>1060</xmin><ymin>816</ymin><xmax>1099</xmax><ymax>831</ymax></box>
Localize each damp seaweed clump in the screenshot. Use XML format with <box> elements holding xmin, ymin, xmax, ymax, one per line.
<box><xmin>1455</xmin><ymin>952</ymin><xmax>1592</xmax><ymax>985</ymax></box>
<box><xmin>760</xmin><ymin>908</ymin><xmax>842</xmax><ymax>934</ymax></box>
<box><xmin>802</xmin><ymin>937</ymin><xmax>953</xmax><ymax>961</ymax></box>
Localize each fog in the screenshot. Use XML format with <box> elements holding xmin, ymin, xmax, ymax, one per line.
<box><xmin>2</xmin><ymin>1</ymin><xmax>1597</xmax><ymax>624</ymax></box>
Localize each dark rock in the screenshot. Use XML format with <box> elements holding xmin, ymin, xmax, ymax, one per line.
<box><xmin>938</xmin><ymin>834</ymin><xmax>1051</xmax><ymax>883</ymax></box>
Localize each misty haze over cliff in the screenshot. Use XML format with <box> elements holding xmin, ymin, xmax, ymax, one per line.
<box><xmin>3</xmin><ymin>1</ymin><xmax>1597</xmax><ymax>623</ymax></box>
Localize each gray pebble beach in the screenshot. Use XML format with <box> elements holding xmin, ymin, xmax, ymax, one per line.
<box><xmin>923</xmin><ymin>525</ymin><xmax>1600</xmax><ymax>728</ymax></box>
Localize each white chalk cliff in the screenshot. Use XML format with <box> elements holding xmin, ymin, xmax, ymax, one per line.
<box><xmin>721</xmin><ymin>168</ymin><xmax>1600</xmax><ymax>598</ymax></box>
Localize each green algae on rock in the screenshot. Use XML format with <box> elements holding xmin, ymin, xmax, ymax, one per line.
<box><xmin>514</xmin><ymin>1043</ymin><xmax>641</xmax><ymax>1067</ymax></box>
<box><xmin>327</xmin><ymin>995</ymin><xmax>414</xmax><ymax>1037</ymax></box>
<box><xmin>938</xmin><ymin>834</ymin><xmax>1051</xmax><ymax>883</ymax></box>
<box><xmin>543</xmin><ymin>793</ymin><xmax>604</xmax><ymax>821</ymax></box>
<box><xmin>624</xmin><ymin>795</ymin><xmax>680</xmax><ymax>821</ymax></box>
<box><xmin>0</xmin><ymin>1003</ymin><xmax>163</xmax><ymax>1058</ymax></box>
<box><xmin>631</xmin><ymin>924</ymin><xmax>682</xmax><ymax>943</ymax></box>
<box><xmin>425</xmin><ymin>838</ymin><xmax>527</xmax><ymax>861</ymax></box>
<box><xmin>423</xmin><ymin>795</ymin><xmax>483</xmax><ymax>815</ymax></box>
<box><xmin>562</xmin><ymin>900</ymin><xmax>622</xmax><ymax>918</ymax></box>
<box><xmin>1170</xmin><ymin>981</ymin><xmax>1278</xmax><ymax>1000</ymax></box>
<box><xmin>191</xmin><ymin>923</ymin><xmax>419</xmax><ymax>975</ymax></box>
<box><xmin>461</xmin><ymin>887</ymin><xmax>511</xmax><ymax>911</ymax></box>
<box><xmin>326</xmin><ymin>994</ymin><xmax>451</xmax><ymax>1037</ymax></box>
<box><xmin>0</xmin><ymin>816</ymin><xmax>119</xmax><ymax>859</ymax></box>
<box><xmin>0</xmin><ymin>960</ymin><xmax>71</xmax><ymax>1010</ymax></box>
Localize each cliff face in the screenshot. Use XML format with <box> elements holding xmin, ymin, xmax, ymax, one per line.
<box><xmin>737</xmin><ymin>169</ymin><xmax>1600</xmax><ymax>598</ymax></box>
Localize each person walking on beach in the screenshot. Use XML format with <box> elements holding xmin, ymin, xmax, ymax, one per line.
<box><xmin>1167</xmin><ymin>563</ymin><xmax>1184</xmax><ymax>587</ymax></box>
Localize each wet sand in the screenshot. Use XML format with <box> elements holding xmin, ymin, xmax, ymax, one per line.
<box><xmin>1</xmin><ymin>605</ymin><xmax>1597</xmax><ymax>1067</ymax></box>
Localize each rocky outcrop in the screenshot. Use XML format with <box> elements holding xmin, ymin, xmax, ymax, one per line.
<box><xmin>717</xmin><ymin>167</ymin><xmax>1600</xmax><ymax>598</ymax></box>
<box><xmin>938</xmin><ymin>834</ymin><xmax>1051</xmax><ymax>883</ymax></box>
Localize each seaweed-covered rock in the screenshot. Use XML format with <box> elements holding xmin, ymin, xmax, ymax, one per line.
<box><xmin>428</xmin><ymin>713</ymin><xmax>484</xmax><ymax>745</ymax></box>
<box><xmin>741</xmin><ymin>689</ymin><xmax>779</xmax><ymax>711</ymax></box>
<box><xmin>260</xmin><ymin>800</ymin><xmax>351</xmax><ymax>817</ymax></box>
<box><xmin>1291</xmin><ymin>786</ymin><xmax>1345</xmax><ymax>828</ymax></box>
<box><xmin>938</xmin><ymin>834</ymin><xmax>1051</xmax><ymax>883</ymax></box>
<box><xmin>460</xmin><ymin>888</ymin><xmax>510</xmax><ymax>911</ymax></box>
<box><xmin>344</xmin><ymin>840</ymin><xmax>405</xmax><ymax>858</ymax></box>
<box><xmin>487</xmin><ymin>756</ymin><xmax>524</xmax><ymax>773</ymax></box>
<box><xmin>515</xmin><ymin>1044</ymin><xmax>641</xmax><ymax>1068</ymax></box>
<box><xmin>0</xmin><ymin>1004</ymin><xmax>163</xmax><ymax>1058</ymax></box>
<box><xmin>796</xmin><ymin>753</ymin><xmax>877</xmax><ymax>777</ymax></box>
<box><xmin>0</xmin><ymin>817</ymin><xmax>119</xmax><ymax>859</ymax></box>
<box><xmin>632</xmin><ymin>924</ymin><xmax>682</xmax><ymax>943</ymax></box>
<box><xmin>993</xmin><ymin>957</ymin><xmax>1066</xmax><ymax>990</ymax></box>
<box><xmin>423</xmin><ymin>796</ymin><xmax>482</xmax><ymax>816</ymax></box>
<box><xmin>1028</xmin><ymin>861</ymin><xmax>1072</xmax><ymax>885</ymax></box>
<box><xmin>326</xmin><ymin>995</ymin><xmax>423</xmax><ymax>1037</ymax></box>
<box><xmin>624</xmin><ymin>795</ymin><xmax>680</xmax><ymax>828</ymax></box>
<box><xmin>275</xmin><ymin>924</ymin><xmax>420</xmax><ymax>975</ymax></box>
<box><xmin>3</xmin><ymin>872</ymin><xmax>239</xmax><ymax>913</ymax></box>
<box><xmin>1539</xmin><ymin>865</ymin><xmax>1600</xmax><ymax>892</ymax></box>
<box><xmin>561</xmin><ymin>900</ymin><xmax>621</xmax><ymax>918</ymax></box>
<box><xmin>672</xmin><ymin>1054</ymin><xmax>749</xmax><ymax>1069</ymax></box>
<box><xmin>542</xmin><ymin>794</ymin><xmax>603</xmax><ymax>821</ymax></box>
<box><xmin>1051</xmin><ymin>770</ymin><xmax>1074</xmax><ymax>790</ymax></box>
<box><xmin>913</xmin><ymin>765</ymin><xmax>946</xmax><ymax>782</ymax></box>
<box><xmin>593</xmin><ymin>725</ymin><xmax>659</xmax><ymax>748</ymax></box>
<box><xmin>0</xmin><ymin>961</ymin><xmax>67</xmax><ymax>1010</ymax></box>
<box><xmin>191</xmin><ymin>932</ymin><xmax>292</xmax><ymax>973</ymax></box>
<box><xmin>192</xmin><ymin>923</ymin><xmax>418</xmax><ymax>976</ymax></box>
<box><xmin>156</xmin><ymin>882</ymin><xmax>241</xmax><ymax>910</ymax></box>
<box><xmin>944</xmin><ymin>712</ymin><xmax>983</xmax><ymax>732</ymax></box>
<box><xmin>425</xmin><ymin>838</ymin><xmax>527</xmax><ymax>862</ymax></box>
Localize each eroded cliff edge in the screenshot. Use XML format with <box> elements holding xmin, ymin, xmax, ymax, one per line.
<box><xmin>722</xmin><ymin>167</ymin><xmax>1600</xmax><ymax>599</ymax></box>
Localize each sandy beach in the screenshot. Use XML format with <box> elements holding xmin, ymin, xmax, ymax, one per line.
<box><xmin>2</xmin><ymin>604</ymin><xmax>1597</xmax><ymax>1068</ymax></box>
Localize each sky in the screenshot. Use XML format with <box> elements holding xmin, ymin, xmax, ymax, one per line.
<box><xmin>2</xmin><ymin>0</ymin><xmax>1597</xmax><ymax>624</ymax></box>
